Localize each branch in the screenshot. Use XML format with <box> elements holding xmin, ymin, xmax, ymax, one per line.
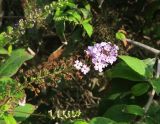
<box><xmin>97</xmin><ymin>0</ymin><xmax>105</xmax><ymax>8</ymax></box>
<box><xmin>144</xmin><ymin>59</ymin><xmax>160</xmax><ymax>113</ymax></box>
<box><xmin>126</xmin><ymin>38</ymin><xmax>160</xmax><ymax>113</ymax></box>
<box><xmin>126</xmin><ymin>39</ymin><xmax>160</xmax><ymax>56</ymax></box>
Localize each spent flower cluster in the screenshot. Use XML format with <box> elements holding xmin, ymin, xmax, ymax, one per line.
<box><xmin>74</xmin><ymin>42</ymin><xmax>119</xmax><ymax>74</ymax></box>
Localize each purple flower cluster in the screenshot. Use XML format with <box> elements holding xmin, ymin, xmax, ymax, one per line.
<box><xmin>74</xmin><ymin>60</ymin><xmax>90</xmax><ymax>75</ymax></box>
<box><xmin>73</xmin><ymin>42</ymin><xmax>119</xmax><ymax>74</ymax></box>
<box><xmin>86</xmin><ymin>42</ymin><xmax>119</xmax><ymax>72</ymax></box>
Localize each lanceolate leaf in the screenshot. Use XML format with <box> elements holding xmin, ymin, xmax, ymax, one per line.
<box><xmin>119</xmin><ymin>56</ymin><xmax>147</xmax><ymax>77</ymax></box>
<box><xmin>89</xmin><ymin>117</ymin><xmax>116</xmax><ymax>124</ymax></box>
<box><xmin>0</xmin><ymin>48</ymin><xmax>8</xmax><ymax>55</ymax></box>
<box><xmin>8</xmin><ymin>45</ymin><xmax>12</xmax><ymax>55</ymax></box>
<box><xmin>73</xmin><ymin>120</ymin><xmax>88</xmax><ymax>124</ymax></box>
<box><xmin>0</xmin><ymin>33</ymin><xmax>8</xmax><ymax>47</ymax></box>
<box><xmin>3</xmin><ymin>115</ymin><xmax>17</xmax><ymax>124</ymax></box>
<box><xmin>82</xmin><ymin>21</ymin><xmax>93</xmax><ymax>37</ymax></box>
<box><xmin>143</xmin><ymin>58</ymin><xmax>156</xmax><ymax>78</ymax></box>
<box><xmin>55</xmin><ymin>20</ymin><xmax>65</xmax><ymax>38</ymax></box>
<box><xmin>131</xmin><ymin>83</ymin><xmax>150</xmax><ymax>96</ymax></box>
<box><xmin>150</xmin><ymin>78</ymin><xmax>160</xmax><ymax>94</ymax></box>
<box><xmin>80</xmin><ymin>8</ymin><xmax>90</xmax><ymax>19</ymax></box>
<box><xmin>124</xmin><ymin>105</ymin><xmax>144</xmax><ymax>116</ymax></box>
<box><xmin>103</xmin><ymin>104</ymin><xmax>134</xmax><ymax>123</ymax></box>
<box><xmin>66</xmin><ymin>10</ymin><xmax>81</xmax><ymax>22</ymax></box>
<box><xmin>107</xmin><ymin>61</ymin><xmax>146</xmax><ymax>81</ymax></box>
<box><xmin>14</xmin><ymin>104</ymin><xmax>36</xmax><ymax>123</ymax></box>
<box><xmin>0</xmin><ymin>49</ymin><xmax>34</xmax><ymax>77</ymax></box>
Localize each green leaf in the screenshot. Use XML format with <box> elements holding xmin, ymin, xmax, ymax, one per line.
<box><xmin>0</xmin><ymin>33</ymin><xmax>7</xmax><ymax>47</ymax></box>
<box><xmin>124</xmin><ymin>105</ymin><xmax>144</xmax><ymax>116</ymax></box>
<box><xmin>71</xmin><ymin>28</ymin><xmax>82</xmax><ymax>43</ymax></box>
<box><xmin>80</xmin><ymin>8</ymin><xmax>90</xmax><ymax>19</ymax></box>
<box><xmin>146</xmin><ymin>103</ymin><xmax>160</xmax><ymax>123</ymax></box>
<box><xmin>104</xmin><ymin>104</ymin><xmax>134</xmax><ymax>123</ymax></box>
<box><xmin>119</xmin><ymin>56</ymin><xmax>147</xmax><ymax>77</ymax></box>
<box><xmin>85</xmin><ymin>3</ymin><xmax>91</xmax><ymax>11</ymax></box>
<box><xmin>143</xmin><ymin>58</ymin><xmax>156</xmax><ymax>68</ymax></box>
<box><xmin>0</xmin><ymin>77</ymin><xmax>14</xmax><ymax>99</ymax></box>
<box><xmin>143</xmin><ymin>58</ymin><xmax>156</xmax><ymax>78</ymax></box>
<box><xmin>150</xmin><ymin>78</ymin><xmax>160</xmax><ymax>94</ymax></box>
<box><xmin>89</xmin><ymin>117</ymin><xmax>116</xmax><ymax>124</ymax></box>
<box><xmin>65</xmin><ymin>1</ymin><xmax>77</xmax><ymax>8</ymax></box>
<box><xmin>131</xmin><ymin>83</ymin><xmax>150</xmax><ymax>96</ymax></box>
<box><xmin>67</xmin><ymin>16</ymin><xmax>79</xmax><ymax>24</ymax></box>
<box><xmin>0</xmin><ymin>49</ymin><xmax>34</xmax><ymax>77</ymax></box>
<box><xmin>82</xmin><ymin>21</ymin><xmax>93</xmax><ymax>37</ymax></box>
<box><xmin>0</xmin><ymin>48</ymin><xmax>8</xmax><ymax>55</ymax></box>
<box><xmin>66</xmin><ymin>10</ymin><xmax>81</xmax><ymax>22</ymax></box>
<box><xmin>107</xmin><ymin>61</ymin><xmax>146</xmax><ymax>81</ymax></box>
<box><xmin>8</xmin><ymin>45</ymin><xmax>12</xmax><ymax>55</ymax></box>
<box><xmin>116</xmin><ymin>32</ymin><xmax>126</xmax><ymax>41</ymax></box>
<box><xmin>144</xmin><ymin>116</ymin><xmax>156</xmax><ymax>124</ymax></box>
<box><xmin>3</xmin><ymin>115</ymin><xmax>17</xmax><ymax>124</ymax></box>
<box><xmin>0</xmin><ymin>118</ymin><xmax>5</xmax><ymax>124</ymax></box>
<box><xmin>14</xmin><ymin>104</ymin><xmax>36</xmax><ymax>123</ymax></box>
<box><xmin>0</xmin><ymin>77</ymin><xmax>13</xmax><ymax>84</ymax></box>
<box><xmin>54</xmin><ymin>8</ymin><xmax>63</xmax><ymax>17</ymax></box>
<box><xmin>55</xmin><ymin>20</ymin><xmax>65</xmax><ymax>38</ymax></box>
<box><xmin>73</xmin><ymin>120</ymin><xmax>88</xmax><ymax>124</ymax></box>
<box><xmin>7</xmin><ymin>26</ymin><xmax>13</xmax><ymax>34</ymax></box>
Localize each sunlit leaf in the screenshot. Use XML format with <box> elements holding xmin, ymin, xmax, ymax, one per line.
<box><xmin>107</xmin><ymin>61</ymin><xmax>146</xmax><ymax>81</ymax></box>
<box><xmin>119</xmin><ymin>56</ymin><xmax>147</xmax><ymax>77</ymax></box>
<box><xmin>150</xmin><ymin>78</ymin><xmax>160</xmax><ymax>94</ymax></box>
<box><xmin>89</xmin><ymin>117</ymin><xmax>116</xmax><ymax>124</ymax></box>
<box><xmin>0</xmin><ymin>49</ymin><xmax>34</xmax><ymax>77</ymax></box>
<box><xmin>73</xmin><ymin>120</ymin><xmax>88</xmax><ymax>124</ymax></box>
<box><xmin>82</xmin><ymin>21</ymin><xmax>93</xmax><ymax>37</ymax></box>
<box><xmin>3</xmin><ymin>115</ymin><xmax>17</xmax><ymax>124</ymax></box>
<box><xmin>0</xmin><ymin>48</ymin><xmax>8</xmax><ymax>55</ymax></box>
<box><xmin>8</xmin><ymin>45</ymin><xmax>12</xmax><ymax>55</ymax></box>
<box><xmin>14</xmin><ymin>104</ymin><xmax>36</xmax><ymax>123</ymax></box>
<box><xmin>116</xmin><ymin>32</ymin><xmax>126</xmax><ymax>41</ymax></box>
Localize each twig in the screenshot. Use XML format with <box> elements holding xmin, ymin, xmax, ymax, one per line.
<box><xmin>144</xmin><ymin>59</ymin><xmax>160</xmax><ymax>113</ymax></box>
<box><xmin>126</xmin><ymin>39</ymin><xmax>160</xmax><ymax>56</ymax></box>
<box><xmin>98</xmin><ymin>0</ymin><xmax>105</xmax><ymax>8</ymax></box>
<box><xmin>126</xmin><ymin>38</ymin><xmax>160</xmax><ymax>113</ymax></box>
<box><xmin>144</xmin><ymin>90</ymin><xmax>155</xmax><ymax>113</ymax></box>
<box><xmin>27</xmin><ymin>47</ymin><xmax>36</xmax><ymax>56</ymax></box>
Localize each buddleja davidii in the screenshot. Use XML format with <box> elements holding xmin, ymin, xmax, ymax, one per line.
<box><xmin>0</xmin><ymin>0</ymin><xmax>50</xmax><ymax>49</ymax></box>
<box><xmin>74</xmin><ymin>42</ymin><xmax>119</xmax><ymax>74</ymax></box>
<box><xmin>0</xmin><ymin>77</ymin><xmax>25</xmax><ymax>116</ymax></box>
<box><xmin>44</xmin><ymin>0</ymin><xmax>93</xmax><ymax>37</ymax></box>
<box><xmin>48</xmin><ymin>109</ymin><xmax>81</xmax><ymax>121</ymax></box>
<box><xmin>0</xmin><ymin>9</ymin><xmax>45</xmax><ymax>49</ymax></box>
<box><xmin>17</xmin><ymin>56</ymin><xmax>82</xmax><ymax>96</ymax></box>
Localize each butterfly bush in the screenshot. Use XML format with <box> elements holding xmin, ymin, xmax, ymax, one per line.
<box><xmin>86</xmin><ymin>42</ymin><xmax>119</xmax><ymax>72</ymax></box>
<box><xmin>74</xmin><ymin>60</ymin><xmax>90</xmax><ymax>75</ymax></box>
<box><xmin>74</xmin><ymin>60</ymin><xmax>83</xmax><ymax>70</ymax></box>
<box><xmin>81</xmin><ymin>64</ymin><xmax>90</xmax><ymax>75</ymax></box>
<box><xmin>74</xmin><ymin>42</ymin><xmax>119</xmax><ymax>74</ymax></box>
